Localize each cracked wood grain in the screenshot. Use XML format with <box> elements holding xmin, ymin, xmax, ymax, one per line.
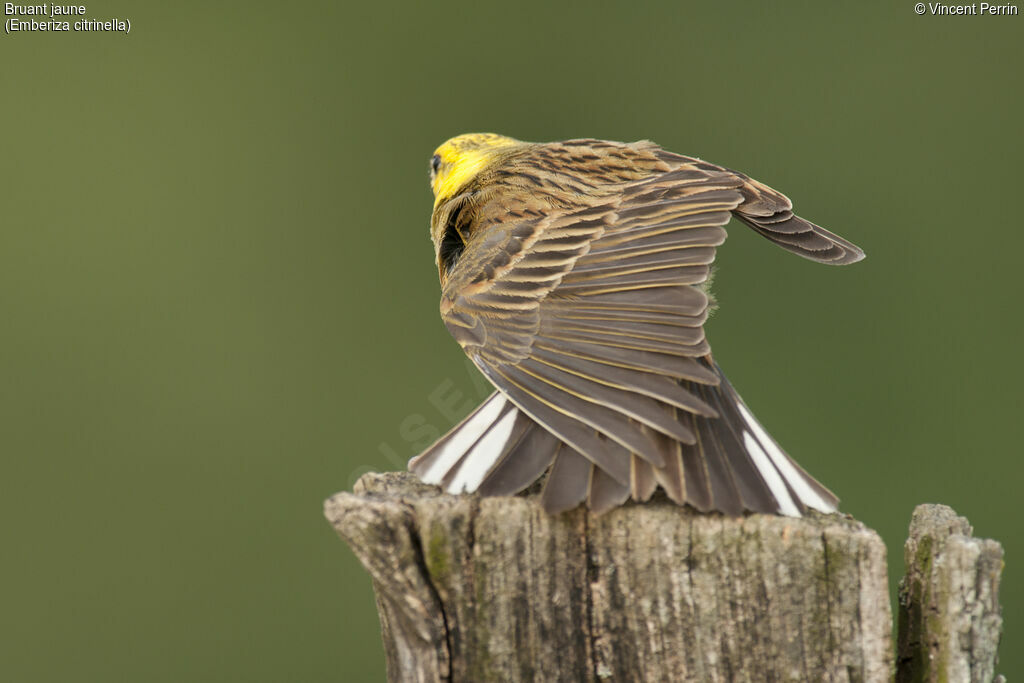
<box><xmin>326</xmin><ymin>472</ymin><xmax>902</xmax><ymax>682</ymax></box>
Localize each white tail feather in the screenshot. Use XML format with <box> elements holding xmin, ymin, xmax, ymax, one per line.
<box><xmin>741</xmin><ymin>432</ymin><xmax>801</xmax><ymax>516</ymax></box>
<box><xmin>446</xmin><ymin>407</ymin><xmax>520</xmax><ymax>493</ymax></box>
<box><xmin>736</xmin><ymin>401</ymin><xmax>837</xmax><ymax>514</ymax></box>
<box><xmin>420</xmin><ymin>393</ymin><xmax>508</xmax><ymax>484</ymax></box>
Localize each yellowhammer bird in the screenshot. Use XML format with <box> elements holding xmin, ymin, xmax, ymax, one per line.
<box><xmin>409</xmin><ymin>133</ymin><xmax>864</xmax><ymax>516</ymax></box>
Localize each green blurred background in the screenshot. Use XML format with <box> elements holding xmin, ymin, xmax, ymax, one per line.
<box><xmin>1</xmin><ymin>1</ymin><xmax>1019</xmax><ymax>680</ymax></box>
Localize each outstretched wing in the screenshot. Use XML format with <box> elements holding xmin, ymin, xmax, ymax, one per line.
<box><xmin>438</xmin><ymin>160</ymin><xmax>743</xmax><ymax>490</ymax></box>
<box><xmin>412</xmin><ymin>142</ymin><xmax>856</xmax><ymax>514</ymax></box>
<box><xmin>712</xmin><ymin>163</ymin><xmax>864</xmax><ymax>265</ymax></box>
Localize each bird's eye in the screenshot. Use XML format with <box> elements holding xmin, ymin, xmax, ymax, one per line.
<box><xmin>430</xmin><ymin>154</ymin><xmax>441</xmax><ymax>176</ymax></box>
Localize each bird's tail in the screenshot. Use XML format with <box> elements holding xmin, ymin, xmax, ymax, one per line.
<box><xmin>409</xmin><ymin>362</ymin><xmax>838</xmax><ymax>517</ymax></box>
<box><xmin>645</xmin><ymin>362</ymin><xmax>840</xmax><ymax>517</ymax></box>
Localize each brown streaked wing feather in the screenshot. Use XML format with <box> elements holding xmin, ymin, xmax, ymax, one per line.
<box><xmin>532</xmin><ymin>338</ymin><xmax>719</xmax><ymax>383</ymax></box>
<box><xmin>542</xmin><ymin>305</ymin><xmax>708</xmax><ymax>328</ymax></box>
<box><xmin>442</xmin><ymin>215</ymin><xmax>604</xmax><ymax>366</ymax></box>
<box><xmin>557</xmin><ymin>283</ymin><xmax>709</xmax><ymax>314</ymax></box>
<box><xmin>567</xmin><ymin>245</ymin><xmax>720</xmax><ymax>279</ymax></box>
<box><xmin>483</xmin><ymin>364</ymin><xmax>632</xmax><ymax>483</ymax></box>
<box><xmin>538</xmin><ymin>319</ymin><xmax>711</xmax><ymax>357</ymax></box>
<box><xmin>558</xmin><ymin>265</ymin><xmax>712</xmax><ymax>291</ymax></box>
<box><xmin>517</xmin><ymin>357</ymin><xmax>701</xmax><ymax>444</ymax></box>
<box><xmin>654</xmin><ymin>150</ymin><xmax>865</xmax><ymax>265</ymax></box>
<box><xmin>544</xmin><ymin>314</ymin><xmax>709</xmax><ymax>347</ymax></box>
<box><xmin>737</xmin><ymin>217</ymin><xmax>862</xmax><ymax>264</ymax></box>
<box><xmin>529</xmin><ymin>346</ymin><xmax>717</xmax><ymax>418</ymax></box>
<box><xmin>442</xmin><ymin>148</ymin><xmax>749</xmax><ymax>489</ymax></box>
<box><xmin>494</xmin><ymin>362</ymin><xmax>669</xmax><ymax>467</ymax></box>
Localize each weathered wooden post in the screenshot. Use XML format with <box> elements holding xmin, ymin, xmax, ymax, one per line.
<box><xmin>897</xmin><ymin>505</ymin><xmax>1004</xmax><ymax>683</ymax></box>
<box><xmin>324</xmin><ymin>472</ymin><xmax>1003</xmax><ymax>682</ymax></box>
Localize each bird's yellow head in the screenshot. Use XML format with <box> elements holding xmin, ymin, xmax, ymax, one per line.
<box><xmin>429</xmin><ymin>133</ymin><xmax>522</xmax><ymax>208</ymax></box>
